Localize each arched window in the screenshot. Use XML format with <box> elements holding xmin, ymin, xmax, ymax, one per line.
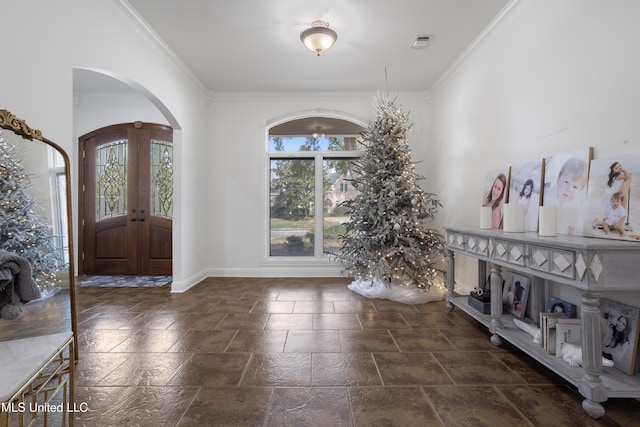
<box><xmin>267</xmin><ymin>117</ymin><xmax>365</xmax><ymax>258</ymax></box>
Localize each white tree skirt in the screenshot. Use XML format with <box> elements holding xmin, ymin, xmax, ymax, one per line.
<box><xmin>347</xmin><ymin>278</ymin><xmax>446</xmax><ymax>305</ymax></box>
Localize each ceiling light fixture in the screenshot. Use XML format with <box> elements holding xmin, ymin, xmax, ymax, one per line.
<box><xmin>300</xmin><ymin>20</ymin><xmax>337</xmax><ymax>56</ymax></box>
<box><xmin>312</xmin><ymin>126</ymin><xmax>325</xmax><ymax>138</ymax></box>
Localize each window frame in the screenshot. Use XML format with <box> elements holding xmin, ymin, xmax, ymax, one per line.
<box><xmin>48</xmin><ymin>148</ymin><xmax>69</xmax><ymax>267</ymax></box>
<box><xmin>265</xmin><ymin>142</ymin><xmax>363</xmax><ymax>262</ymax></box>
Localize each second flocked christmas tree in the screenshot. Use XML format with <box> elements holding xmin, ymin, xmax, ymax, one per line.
<box><xmin>0</xmin><ymin>131</ymin><xmax>62</xmax><ymax>298</ymax></box>
<box><xmin>335</xmin><ymin>93</ymin><xmax>445</xmax><ymax>303</ymax></box>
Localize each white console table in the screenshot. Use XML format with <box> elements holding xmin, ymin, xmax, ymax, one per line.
<box><xmin>1</xmin><ymin>332</ymin><xmax>75</xmax><ymax>427</ymax></box>
<box><xmin>445</xmin><ymin>226</ymin><xmax>640</xmax><ymax>419</ymax></box>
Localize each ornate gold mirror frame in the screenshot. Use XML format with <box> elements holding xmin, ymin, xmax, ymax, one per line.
<box><xmin>0</xmin><ymin>109</ymin><xmax>77</xmax><ymax>356</ymax></box>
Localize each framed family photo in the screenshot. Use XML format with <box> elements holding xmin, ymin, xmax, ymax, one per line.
<box><xmin>481</xmin><ymin>168</ymin><xmax>510</xmax><ymax>229</ymax></box>
<box><xmin>582</xmin><ymin>152</ymin><xmax>640</xmax><ymax>242</ymax></box>
<box><xmin>600</xmin><ymin>298</ymin><xmax>640</xmax><ymax>375</ymax></box>
<box><xmin>542</xmin><ymin>147</ymin><xmax>593</xmax><ymax>235</ymax></box>
<box><xmin>508</xmin><ymin>159</ymin><xmax>543</xmax><ymax>232</ymax></box>
<box><xmin>502</xmin><ymin>271</ymin><xmax>530</xmax><ymax>318</ymax></box>
<box><xmin>546</xmin><ymin>296</ymin><xmax>577</xmax><ymax>318</ymax></box>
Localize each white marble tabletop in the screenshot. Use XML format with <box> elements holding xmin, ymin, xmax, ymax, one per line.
<box><xmin>0</xmin><ymin>332</ymin><xmax>73</xmax><ymax>402</ymax></box>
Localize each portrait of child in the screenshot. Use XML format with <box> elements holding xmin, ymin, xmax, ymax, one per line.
<box><xmin>508</xmin><ymin>159</ymin><xmax>543</xmax><ymax>232</ymax></box>
<box><xmin>481</xmin><ymin>169</ymin><xmax>509</xmax><ymax>229</ymax></box>
<box><xmin>583</xmin><ymin>152</ymin><xmax>640</xmax><ymax>242</ymax></box>
<box><xmin>543</xmin><ymin>148</ymin><xmax>592</xmax><ymax>235</ymax></box>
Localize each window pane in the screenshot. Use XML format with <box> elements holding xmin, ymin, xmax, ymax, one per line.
<box><xmin>96</xmin><ymin>140</ymin><xmax>127</xmax><ymax>220</ymax></box>
<box><xmin>270</xmin><ymin>159</ymin><xmax>315</xmax><ymax>256</ymax></box>
<box><xmin>150</xmin><ymin>139</ymin><xmax>173</xmax><ymax>218</ymax></box>
<box><xmin>55</xmin><ymin>172</ymin><xmax>69</xmax><ymax>266</ymax></box>
<box><xmin>323</xmin><ymin>158</ymin><xmax>359</xmax><ymax>255</ymax></box>
<box><xmin>269</xmin><ymin>136</ymin><xmax>363</xmax><ymax>152</ymax></box>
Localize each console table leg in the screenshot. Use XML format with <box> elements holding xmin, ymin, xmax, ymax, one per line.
<box><xmin>529</xmin><ymin>276</ymin><xmax>545</xmax><ymax>325</ymax></box>
<box><xmin>446</xmin><ymin>249</ymin><xmax>455</xmax><ymax>312</ymax></box>
<box><xmin>582</xmin><ymin>399</ymin><xmax>605</xmax><ymax>419</ymax></box>
<box><xmin>489</xmin><ymin>263</ymin><xmax>504</xmax><ymax>345</ymax></box>
<box><xmin>579</xmin><ymin>291</ymin><xmax>608</xmax><ymax>418</ymax></box>
<box><xmin>490</xmin><ymin>333</ymin><xmax>503</xmax><ymax>346</ymax></box>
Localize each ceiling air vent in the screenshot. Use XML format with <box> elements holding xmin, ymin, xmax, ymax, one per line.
<box><xmin>410</xmin><ymin>35</ymin><xmax>431</xmax><ymax>49</ymax></box>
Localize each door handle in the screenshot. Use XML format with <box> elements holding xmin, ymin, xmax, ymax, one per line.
<box><xmin>131</xmin><ymin>209</ymin><xmax>145</xmax><ymax>221</ymax></box>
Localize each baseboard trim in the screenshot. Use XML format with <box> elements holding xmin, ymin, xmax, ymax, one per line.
<box><xmin>169</xmin><ymin>266</ymin><xmax>344</xmax><ymax>293</ymax></box>
<box><xmin>170</xmin><ymin>270</ymin><xmax>208</xmax><ymax>293</ymax></box>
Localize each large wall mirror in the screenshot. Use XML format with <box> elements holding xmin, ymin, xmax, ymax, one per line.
<box><xmin>0</xmin><ymin>109</ymin><xmax>77</xmax><ymax>350</ymax></box>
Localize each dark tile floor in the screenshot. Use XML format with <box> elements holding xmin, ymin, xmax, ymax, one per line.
<box><xmin>72</xmin><ymin>277</ymin><xmax>640</xmax><ymax>426</ymax></box>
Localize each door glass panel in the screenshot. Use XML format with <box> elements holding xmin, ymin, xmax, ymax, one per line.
<box><xmin>150</xmin><ymin>139</ymin><xmax>173</xmax><ymax>218</ymax></box>
<box><xmin>96</xmin><ymin>139</ymin><xmax>128</xmax><ymax>220</ymax></box>
<box><xmin>323</xmin><ymin>158</ymin><xmax>359</xmax><ymax>255</ymax></box>
<box><xmin>270</xmin><ymin>158</ymin><xmax>314</xmax><ymax>256</ymax></box>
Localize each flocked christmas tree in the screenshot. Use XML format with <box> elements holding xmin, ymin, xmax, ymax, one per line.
<box><xmin>335</xmin><ymin>93</ymin><xmax>445</xmax><ymax>294</ymax></box>
<box><xmin>0</xmin><ymin>130</ymin><xmax>62</xmax><ymax>296</ymax></box>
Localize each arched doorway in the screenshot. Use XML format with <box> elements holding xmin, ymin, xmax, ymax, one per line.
<box><xmin>78</xmin><ymin>121</ymin><xmax>173</xmax><ymax>275</ymax></box>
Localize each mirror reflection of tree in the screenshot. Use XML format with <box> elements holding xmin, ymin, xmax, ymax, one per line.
<box><xmin>0</xmin><ymin>134</ymin><xmax>64</xmax><ymax>297</ymax></box>
<box><xmin>0</xmin><ymin>109</ymin><xmax>75</xmax><ymax>344</ymax></box>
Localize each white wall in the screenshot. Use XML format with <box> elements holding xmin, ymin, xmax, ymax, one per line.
<box><xmin>1</xmin><ymin>0</ymin><xmax>211</xmax><ymax>291</ymax></box>
<box><xmin>1</xmin><ymin>0</ymin><xmax>434</xmax><ymax>291</ymax></box>
<box><xmin>428</xmin><ymin>0</ymin><xmax>640</xmax><ymax>307</ymax></box>
<box><xmin>74</xmin><ymin>93</ymin><xmax>169</xmax><ymax>138</ymax></box>
<box><xmin>11</xmin><ymin>0</ymin><xmax>637</xmax><ymax>301</ymax></box>
<box><xmin>206</xmin><ymin>92</ymin><xmax>432</xmax><ymax>277</ymax></box>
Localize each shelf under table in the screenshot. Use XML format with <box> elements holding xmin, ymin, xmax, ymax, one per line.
<box><xmin>450</xmin><ymin>295</ymin><xmax>640</xmax><ymax>399</ymax></box>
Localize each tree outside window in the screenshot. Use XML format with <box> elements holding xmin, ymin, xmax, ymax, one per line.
<box><xmin>268</xmin><ymin>133</ymin><xmax>363</xmax><ymax>257</ymax></box>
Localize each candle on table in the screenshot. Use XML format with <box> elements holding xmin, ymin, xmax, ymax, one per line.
<box><xmin>503</xmin><ymin>203</ymin><xmax>525</xmax><ymax>232</ymax></box>
<box><xmin>480</xmin><ymin>206</ymin><xmax>492</xmax><ymax>229</ymax></box>
<box><xmin>539</xmin><ymin>205</ymin><xmax>557</xmax><ymax>236</ymax></box>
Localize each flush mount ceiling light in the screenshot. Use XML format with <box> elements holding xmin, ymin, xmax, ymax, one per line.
<box><xmin>312</xmin><ymin>126</ymin><xmax>325</xmax><ymax>138</ymax></box>
<box><xmin>300</xmin><ymin>20</ymin><xmax>337</xmax><ymax>56</ymax></box>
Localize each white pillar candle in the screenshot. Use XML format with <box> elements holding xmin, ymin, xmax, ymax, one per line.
<box><xmin>503</xmin><ymin>203</ymin><xmax>525</xmax><ymax>232</ymax></box>
<box><xmin>538</xmin><ymin>205</ymin><xmax>557</xmax><ymax>236</ymax></box>
<box><xmin>480</xmin><ymin>206</ymin><xmax>492</xmax><ymax>229</ymax></box>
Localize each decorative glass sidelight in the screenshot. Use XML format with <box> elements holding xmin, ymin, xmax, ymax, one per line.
<box><xmin>96</xmin><ymin>140</ymin><xmax>128</xmax><ymax>220</ymax></box>
<box><xmin>150</xmin><ymin>139</ymin><xmax>173</xmax><ymax>218</ymax></box>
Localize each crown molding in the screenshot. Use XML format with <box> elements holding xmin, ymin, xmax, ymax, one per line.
<box><xmin>113</xmin><ymin>0</ymin><xmax>208</xmax><ymax>94</ymax></box>
<box><xmin>429</xmin><ymin>0</ymin><xmax>530</xmax><ymax>93</ymax></box>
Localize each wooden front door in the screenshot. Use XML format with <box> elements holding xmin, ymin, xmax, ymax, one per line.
<box><xmin>79</xmin><ymin>122</ymin><xmax>173</xmax><ymax>275</ymax></box>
